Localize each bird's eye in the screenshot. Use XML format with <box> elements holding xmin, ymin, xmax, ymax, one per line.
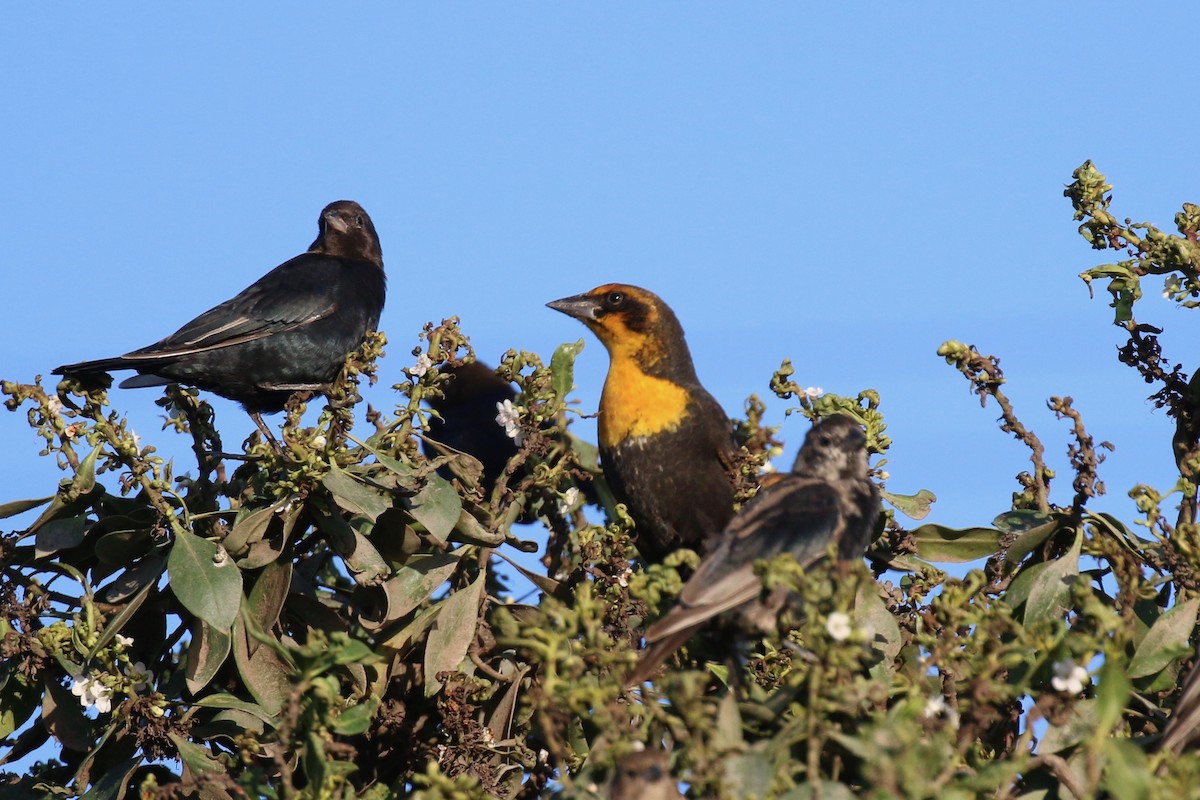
<box><xmin>605</xmin><ymin>291</ymin><xmax>625</xmax><ymax>309</ymax></box>
<box><xmin>644</xmin><ymin>766</ymin><xmax>663</xmax><ymax>780</ymax></box>
<box><xmin>354</xmin><ymin>215</ymin><xmax>365</xmax><ymax>227</ymax></box>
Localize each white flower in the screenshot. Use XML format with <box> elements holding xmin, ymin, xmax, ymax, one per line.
<box><xmin>71</xmin><ymin>674</ymin><xmax>114</xmax><ymax>713</ymax></box>
<box><xmin>1164</xmin><ymin>275</ymin><xmax>1183</xmax><ymax>299</ymax></box>
<box><xmin>803</xmin><ymin>386</ymin><xmax>824</xmax><ymax>398</ymax></box>
<box><xmin>495</xmin><ymin>399</ymin><xmax>524</xmax><ymax>445</ymax></box>
<box><xmin>1051</xmin><ymin>660</ymin><xmax>1089</xmax><ymax>695</ymax></box>
<box><xmin>115</xmin><ymin>634</ymin><xmax>134</xmax><ymax>647</ymax></box>
<box><xmin>563</xmin><ymin>487</ymin><xmax>580</xmax><ymax>508</ymax></box>
<box><xmin>46</xmin><ymin>395</ymin><xmax>63</xmax><ymax>415</ymax></box>
<box><xmin>760</xmin><ymin>460</ymin><xmax>778</xmax><ymax>474</ymax></box>
<box><xmin>127</xmin><ymin>661</ymin><xmax>154</xmax><ymax>692</ymax></box>
<box><xmin>311</xmin><ymin>434</ymin><xmax>327</xmax><ymax>449</ymax></box>
<box><xmin>616</xmin><ymin>567</ymin><xmax>633</xmax><ymax>588</ymax></box>
<box><xmin>825</xmin><ymin>612</ymin><xmax>852</xmax><ymax>641</ymax></box>
<box><xmin>409</xmin><ymin>353</ymin><xmax>434</xmax><ymax>378</ymax></box>
<box><xmin>923</xmin><ymin>696</ymin><xmax>948</xmax><ymax>718</ymax></box>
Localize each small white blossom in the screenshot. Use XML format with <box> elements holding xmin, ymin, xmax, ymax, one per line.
<box><xmin>803</xmin><ymin>386</ymin><xmax>824</xmax><ymax>398</ymax></box>
<box><xmin>923</xmin><ymin>696</ymin><xmax>949</xmax><ymax>718</ymax></box>
<box><xmin>115</xmin><ymin>634</ymin><xmax>134</xmax><ymax>647</ymax></box>
<box><xmin>71</xmin><ymin>675</ymin><xmax>114</xmax><ymax>713</ymax></box>
<box><xmin>760</xmin><ymin>460</ymin><xmax>778</xmax><ymax>474</ymax></box>
<box><xmin>616</xmin><ymin>567</ymin><xmax>634</xmax><ymax>588</ymax></box>
<box><xmin>825</xmin><ymin>612</ymin><xmax>852</xmax><ymax>641</ymax></box>
<box><xmin>127</xmin><ymin>661</ymin><xmax>154</xmax><ymax>692</ymax></box>
<box><xmin>1165</xmin><ymin>275</ymin><xmax>1183</xmax><ymax>299</ymax></box>
<box><xmin>409</xmin><ymin>353</ymin><xmax>434</xmax><ymax>378</ymax></box>
<box><xmin>311</xmin><ymin>434</ymin><xmax>327</xmax><ymax>449</ymax></box>
<box><xmin>495</xmin><ymin>399</ymin><xmax>524</xmax><ymax>445</ymax></box>
<box><xmin>1051</xmin><ymin>660</ymin><xmax>1089</xmax><ymax>695</ymax></box>
<box><xmin>563</xmin><ymin>487</ymin><xmax>580</xmax><ymax>508</ymax></box>
<box><xmin>46</xmin><ymin>395</ymin><xmax>63</xmax><ymax>415</ymax></box>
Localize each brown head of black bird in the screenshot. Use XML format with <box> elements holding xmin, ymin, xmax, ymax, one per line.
<box><xmin>629</xmin><ymin>414</ymin><xmax>880</xmax><ymax>685</ymax></box>
<box><xmin>547</xmin><ymin>283</ymin><xmax>737</xmax><ymax>562</ymax></box>
<box><xmin>54</xmin><ymin>200</ymin><xmax>386</xmax><ymax>440</ymax></box>
<box><xmin>607</xmin><ymin>749</ymin><xmax>685</xmax><ymax>800</ymax></box>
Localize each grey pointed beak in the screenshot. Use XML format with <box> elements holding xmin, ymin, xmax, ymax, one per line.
<box><xmin>546</xmin><ymin>293</ymin><xmax>601</xmax><ymax>322</ymax></box>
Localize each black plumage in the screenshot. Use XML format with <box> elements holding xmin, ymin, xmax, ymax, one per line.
<box><xmin>54</xmin><ymin>201</ymin><xmax>385</xmax><ymax>437</ymax></box>
<box><xmin>422</xmin><ymin>361</ymin><xmax>520</xmax><ymax>497</ymax></box>
<box><xmin>630</xmin><ymin>415</ymin><xmax>880</xmax><ymax>685</ymax></box>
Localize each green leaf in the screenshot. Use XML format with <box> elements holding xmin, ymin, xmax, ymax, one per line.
<box><xmin>0</xmin><ymin>496</ymin><xmax>53</xmax><ymax>519</ymax></box>
<box><xmin>304</xmin><ymin>730</ymin><xmax>328</xmax><ymax>791</ymax></box>
<box><xmin>323</xmin><ymin>466</ymin><xmax>391</xmax><ymax>521</ymax></box>
<box><xmin>1095</xmin><ymin>657</ymin><xmax>1131</xmax><ymax>737</ymax></box>
<box><xmin>192</xmin><ymin>693</ymin><xmax>276</xmax><ymax>727</ymax></box>
<box><xmin>169</xmin><ymin>732</ymin><xmax>225</xmax><ymax>776</ymax></box>
<box><xmin>1102</xmin><ymin>739</ymin><xmax>1151</xmax><ymax>800</ymax></box>
<box><xmin>992</xmin><ymin>509</ymin><xmax>1054</xmax><ymax>533</ymax></box>
<box><xmin>248</xmin><ymin>558</ymin><xmax>292</xmax><ymax>632</ymax></box>
<box><xmin>909</xmin><ymin>524</ymin><xmax>1001</xmax><ymax>563</ymax></box>
<box><xmin>424</xmin><ymin>570</ymin><xmax>485</xmax><ymax>695</ymax></box>
<box><xmin>1128</xmin><ymin>598</ymin><xmax>1199</xmax><ymax>679</ymax></box>
<box><xmin>331</xmin><ymin>696</ymin><xmax>380</xmax><ymax>736</ymax></box>
<box><xmin>854</xmin><ymin>582</ymin><xmax>901</xmax><ymax>662</ymax></box>
<box><xmin>87</xmin><ymin>567</ymin><xmax>160</xmax><ymax>661</ymax></box>
<box><xmin>408</xmin><ymin>473</ymin><xmax>462</xmax><ymax>542</ymax></box>
<box><xmin>0</xmin><ymin>667</ymin><xmax>40</xmax><ymax>738</ymax></box>
<box><xmin>1040</xmin><ymin>698</ymin><xmax>1097</xmax><ymax>754</ymax></box>
<box><xmin>222</xmin><ymin>503</ymin><xmax>278</xmax><ymax>557</ymax></box>
<box><xmin>1023</xmin><ymin>527</ymin><xmax>1081</xmax><ymax>627</ymax></box>
<box><xmin>169</xmin><ymin>531</ymin><xmax>243</xmax><ymax>632</ymax></box>
<box><xmin>186</xmin><ymin>619</ymin><xmax>233</xmax><ymax>696</ymax></box>
<box><xmin>79</xmin><ymin>757</ymin><xmax>139</xmax><ymax>800</ymax></box>
<box><xmin>1003</xmin><ymin>519</ymin><xmax>1059</xmax><ymax>567</ymax></box>
<box><xmin>232</xmin><ymin>612</ymin><xmax>291</xmax><ymax>716</ymax></box>
<box><xmin>373</xmin><ymin>551</ymin><xmax>465</xmax><ymax>626</ymax></box>
<box><xmin>550</xmin><ymin>338</ymin><xmax>585</xmax><ymax>401</ymax></box>
<box><xmin>880</xmin><ymin>488</ymin><xmax>936</xmax><ymax>520</ymax></box>
<box><xmin>34</xmin><ymin>514</ymin><xmax>88</xmax><ymax>558</ymax></box>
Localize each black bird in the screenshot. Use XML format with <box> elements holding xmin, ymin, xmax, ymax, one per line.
<box><xmin>608</xmin><ymin>749</ymin><xmax>685</xmax><ymax>800</ymax></box>
<box><xmin>547</xmin><ymin>284</ymin><xmax>738</xmax><ymax>563</ymax></box>
<box><xmin>422</xmin><ymin>361</ymin><xmax>520</xmax><ymax>497</ymax></box>
<box><xmin>630</xmin><ymin>415</ymin><xmax>879</xmax><ymax>685</ymax></box>
<box><xmin>54</xmin><ymin>201</ymin><xmax>386</xmax><ymax>441</ymax></box>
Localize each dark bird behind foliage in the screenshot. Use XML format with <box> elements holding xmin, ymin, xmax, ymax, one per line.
<box><xmin>608</xmin><ymin>749</ymin><xmax>685</xmax><ymax>800</ymax></box>
<box><xmin>1158</xmin><ymin>650</ymin><xmax>1200</xmax><ymax>753</ymax></box>
<box><xmin>54</xmin><ymin>201</ymin><xmax>386</xmax><ymax>439</ymax></box>
<box><xmin>422</xmin><ymin>361</ymin><xmax>520</xmax><ymax>497</ymax></box>
<box><xmin>629</xmin><ymin>414</ymin><xmax>880</xmax><ymax>685</ymax></box>
<box><xmin>547</xmin><ymin>283</ymin><xmax>737</xmax><ymax>563</ymax></box>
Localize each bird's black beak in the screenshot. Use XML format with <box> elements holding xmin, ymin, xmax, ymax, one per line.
<box><xmin>323</xmin><ymin>210</ymin><xmax>350</xmax><ymax>235</ymax></box>
<box><xmin>546</xmin><ymin>293</ymin><xmax>601</xmax><ymax>322</ymax></box>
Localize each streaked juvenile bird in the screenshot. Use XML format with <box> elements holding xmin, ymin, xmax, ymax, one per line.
<box><xmin>54</xmin><ymin>201</ymin><xmax>385</xmax><ymax>440</ymax></box>
<box><xmin>547</xmin><ymin>284</ymin><xmax>737</xmax><ymax>562</ymax></box>
<box><xmin>630</xmin><ymin>414</ymin><xmax>879</xmax><ymax>685</ymax></box>
<box><xmin>422</xmin><ymin>361</ymin><xmax>520</xmax><ymax>497</ymax></box>
<box><xmin>608</xmin><ymin>749</ymin><xmax>685</xmax><ymax>800</ymax></box>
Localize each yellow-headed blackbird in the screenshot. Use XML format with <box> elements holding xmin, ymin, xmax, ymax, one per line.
<box><xmin>422</xmin><ymin>361</ymin><xmax>519</xmax><ymax>497</ymax></box>
<box><xmin>608</xmin><ymin>749</ymin><xmax>685</xmax><ymax>800</ymax></box>
<box><xmin>547</xmin><ymin>283</ymin><xmax>737</xmax><ymax>562</ymax></box>
<box><xmin>55</xmin><ymin>201</ymin><xmax>385</xmax><ymax>440</ymax></box>
<box><xmin>630</xmin><ymin>415</ymin><xmax>879</xmax><ymax>684</ymax></box>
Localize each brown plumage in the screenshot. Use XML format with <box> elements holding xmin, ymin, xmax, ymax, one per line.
<box><xmin>546</xmin><ymin>283</ymin><xmax>737</xmax><ymax>562</ymax></box>
<box><xmin>630</xmin><ymin>415</ymin><xmax>879</xmax><ymax>685</ymax></box>
<box><xmin>608</xmin><ymin>749</ymin><xmax>685</xmax><ymax>800</ymax></box>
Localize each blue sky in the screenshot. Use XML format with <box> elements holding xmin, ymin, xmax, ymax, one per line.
<box><xmin>4</xmin><ymin>5</ymin><xmax>1200</xmax><ymax>543</ymax></box>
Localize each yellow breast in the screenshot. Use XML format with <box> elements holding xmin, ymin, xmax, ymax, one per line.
<box><xmin>598</xmin><ymin>355</ymin><xmax>691</xmax><ymax>449</ymax></box>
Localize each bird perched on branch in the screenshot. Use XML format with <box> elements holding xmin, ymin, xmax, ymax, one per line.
<box><xmin>54</xmin><ymin>201</ymin><xmax>386</xmax><ymax>442</ymax></box>
<box><xmin>608</xmin><ymin>749</ymin><xmax>685</xmax><ymax>800</ymax></box>
<box><xmin>547</xmin><ymin>283</ymin><xmax>737</xmax><ymax>563</ymax></box>
<box><xmin>422</xmin><ymin>361</ymin><xmax>520</xmax><ymax>497</ymax></box>
<box><xmin>629</xmin><ymin>414</ymin><xmax>879</xmax><ymax>685</ymax></box>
